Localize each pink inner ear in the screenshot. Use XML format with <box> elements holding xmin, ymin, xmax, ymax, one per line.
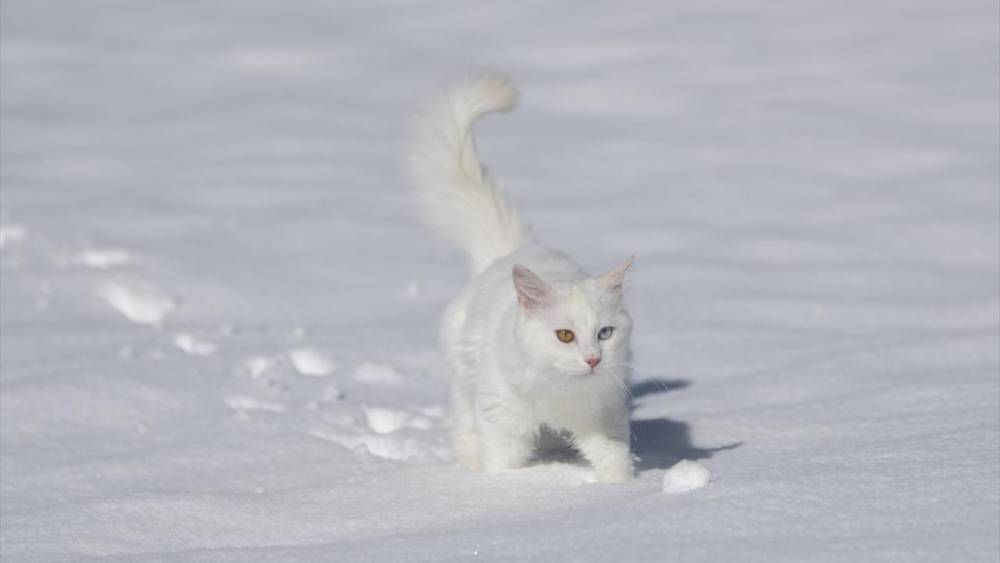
<box><xmin>600</xmin><ymin>256</ymin><xmax>634</xmax><ymax>291</ymax></box>
<box><xmin>512</xmin><ymin>264</ymin><xmax>551</xmax><ymax>309</ymax></box>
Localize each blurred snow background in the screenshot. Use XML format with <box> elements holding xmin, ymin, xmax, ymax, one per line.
<box><xmin>1</xmin><ymin>0</ymin><xmax>997</xmax><ymax>560</ymax></box>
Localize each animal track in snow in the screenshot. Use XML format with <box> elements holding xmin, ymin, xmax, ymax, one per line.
<box><xmin>288</xmin><ymin>348</ymin><xmax>336</xmax><ymax>376</ymax></box>
<box><xmin>173</xmin><ymin>333</ymin><xmax>217</xmax><ymax>356</ymax></box>
<box><xmin>98</xmin><ymin>281</ymin><xmax>177</xmax><ymax>325</ymax></box>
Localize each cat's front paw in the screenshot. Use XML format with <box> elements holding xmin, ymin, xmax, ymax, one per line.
<box><xmin>578</xmin><ymin>435</ymin><xmax>633</xmax><ymax>483</ymax></box>
<box><xmin>454</xmin><ymin>450</ymin><xmax>483</xmax><ymax>472</ymax></box>
<box><xmin>594</xmin><ymin>457</ymin><xmax>634</xmax><ymax>483</ymax></box>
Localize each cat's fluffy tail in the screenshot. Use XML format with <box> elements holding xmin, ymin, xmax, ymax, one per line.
<box><xmin>407</xmin><ymin>71</ymin><xmax>529</xmax><ymax>275</ymax></box>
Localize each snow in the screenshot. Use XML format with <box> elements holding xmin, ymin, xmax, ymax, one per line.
<box><xmin>363</xmin><ymin>406</ymin><xmax>434</xmax><ymax>434</ymax></box>
<box><xmin>288</xmin><ymin>347</ymin><xmax>337</xmax><ymax>376</ymax></box>
<box><xmin>662</xmin><ymin>460</ymin><xmax>711</xmax><ymax>494</ymax></box>
<box><xmin>225</xmin><ymin>395</ymin><xmax>288</xmax><ymax>415</ymax></box>
<box><xmin>320</xmin><ymin>383</ymin><xmax>344</xmax><ymax>402</ymax></box>
<box><xmin>1</xmin><ymin>0</ymin><xmax>998</xmax><ymax>561</ymax></box>
<box><xmin>0</xmin><ymin>224</ymin><xmax>27</xmax><ymax>249</ymax></box>
<box><xmin>173</xmin><ymin>332</ymin><xmax>218</xmax><ymax>356</ymax></box>
<box><xmin>97</xmin><ymin>281</ymin><xmax>177</xmax><ymax>325</ymax></box>
<box><xmin>352</xmin><ymin>361</ymin><xmax>406</xmax><ymax>386</ymax></box>
<box><xmin>240</xmin><ymin>355</ymin><xmax>275</xmax><ymax>379</ymax></box>
<box><xmin>74</xmin><ymin>247</ymin><xmax>132</xmax><ymax>269</ymax></box>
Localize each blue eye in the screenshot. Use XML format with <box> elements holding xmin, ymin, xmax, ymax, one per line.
<box><xmin>598</xmin><ymin>326</ymin><xmax>614</xmax><ymax>340</ymax></box>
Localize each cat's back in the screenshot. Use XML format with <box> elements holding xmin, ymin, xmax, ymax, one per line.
<box><xmin>474</xmin><ymin>243</ymin><xmax>582</xmax><ymax>307</ymax></box>
<box><xmin>454</xmin><ymin>243</ymin><xmax>586</xmax><ymax>329</ymax></box>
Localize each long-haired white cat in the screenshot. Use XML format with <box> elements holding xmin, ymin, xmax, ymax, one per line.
<box><xmin>407</xmin><ymin>71</ymin><xmax>634</xmax><ymax>483</ymax></box>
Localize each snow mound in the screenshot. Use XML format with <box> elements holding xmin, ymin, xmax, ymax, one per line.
<box><xmin>288</xmin><ymin>347</ymin><xmax>336</xmax><ymax>376</ymax></box>
<box><xmin>76</xmin><ymin>248</ymin><xmax>132</xmax><ymax>268</ymax></box>
<box><xmin>173</xmin><ymin>333</ymin><xmax>217</xmax><ymax>356</ymax></box>
<box><xmin>363</xmin><ymin>407</ymin><xmax>410</xmax><ymax>434</ymax></box>
<box><xmin>98</xmin><ymin>281</ymin><xmax>176</xmax><ymax>325</ymax></box>
<box><xmin>0</xmin><ymin>223</ymin><xmax>27</xmax><ymax>249</ymax></box>
<box><xmin>225</xmin><ymin>395</ymin><xmax>287</xmax><ymax>414</ymax></box>
<box><xmin>362</xmin><ymin>406</ymin><xmax>433</xmax><ymax>434</ymax></box>
<box><xmin>662</xmin><ymin>460</ymin><xmax>711</xmax><ymax>494</ymax></box>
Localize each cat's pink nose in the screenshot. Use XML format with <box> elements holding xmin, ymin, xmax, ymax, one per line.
<box><xmin>585</xmin><ymin>356</ymin><xmax>601</xmax><ymax>369</ymax></box>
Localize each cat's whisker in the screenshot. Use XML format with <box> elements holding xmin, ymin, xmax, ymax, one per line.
<box><xmin>605</xmin><ymin>376</ymin><xmax>634</xmax><ymax>401</ymax></box>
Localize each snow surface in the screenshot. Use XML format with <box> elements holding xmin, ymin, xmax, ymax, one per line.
<box><xmin>174</xmin><ymin>332</ymin><xmax>218</xmax><ymax>356</ymax></box>
<box><xmin>0</xmin><ymin>224</ymin><xmax>27</xmax><ymax>250</ymax></box>
<box><xmin>98</xmin><ymin>281</ymin><xmax>177</xmax><ymax>326</ymax></box>
<box><xmin>1</xmin><ymin>0</ymin><xmax>998</xmax><ymax>561</ymax></box>
<box><xmin>73</xmin><ymin>247</ymin><xmax>133</xmax><ymax>269</ymax></box>
<box><xmin>288</xmin><ymin>347</ymin><xmax>337</xmax><ymax>377</ymax></box>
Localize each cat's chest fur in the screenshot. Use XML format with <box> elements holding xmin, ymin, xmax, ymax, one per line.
<box><xmin>444</xmin><ymin>244</ymin><xmax>627</xmax><ymax>426</ymax></box>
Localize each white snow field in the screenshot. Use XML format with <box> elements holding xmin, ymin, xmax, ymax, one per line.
<box><xmin>1</xmin><ymin>0</ymin><xmax>998</xmax><ymax>561</ymax></box>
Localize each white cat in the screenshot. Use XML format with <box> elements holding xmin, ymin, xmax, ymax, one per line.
<box><xmin>407</xmin><ymin>71</ymin><xmax>635</xmax><ymax>483</ymax></box>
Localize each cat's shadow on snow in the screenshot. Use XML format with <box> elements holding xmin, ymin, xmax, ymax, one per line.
<box><xmin>629</xmin><ymin>377</ymin><xmax>742</xmax><ymax>471</ymax></box>
<box><xmin>628</xmin><ymin>377</ymin><xmax>741</xmax><ymax>472</ymax></box>
<box><xmin>535</xmin><ymin>377</ymin><xmax>740</xmax><ymax>473</ymax></box>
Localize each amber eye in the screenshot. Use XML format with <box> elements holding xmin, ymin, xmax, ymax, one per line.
<box><xmin>555</xmin><ymin>329</ymin><xmax>575</xmax><ymax>343</ymax></box>
<box><xmin>598</xmin><ymin>326</ymin><xmax>614</xmax><ymax>340</ymax></box>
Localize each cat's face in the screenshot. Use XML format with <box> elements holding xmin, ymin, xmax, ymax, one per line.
<box><xmin>513</xmin><ymin>259</ymin><xmax>633</xmax><ymax>379</ymax></box>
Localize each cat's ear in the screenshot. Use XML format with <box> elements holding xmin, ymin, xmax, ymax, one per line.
<box><xmin>512</xmin><ymin>264</ymin><xmax>552</xmax><ymax>310</ymax></box>
<box><xmin>598</xmin><ymin>256</ymin><xmax>634</xmax><ymax>292</ymax></box>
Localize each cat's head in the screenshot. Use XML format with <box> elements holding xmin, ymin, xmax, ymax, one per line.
<box><xmin>512</xmin><ymin>258</ymin><xmax>633</xmax><ymax>379</ymax></box>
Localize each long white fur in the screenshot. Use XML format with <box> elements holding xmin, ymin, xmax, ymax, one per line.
<box><xmin>407</xmin><ymin>71</ymin><xmax>635</xmax><ymax>483</ymax></box>
<box><xmin>407</xmin><ymin>71</ymin><xmax>527</xmax><ymax>275</ymax></box>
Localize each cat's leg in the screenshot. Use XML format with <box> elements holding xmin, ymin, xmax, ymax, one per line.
<box><xmin>477</xmin><ymin>395</ymin><xmax>536</xmax><ymax>472</ymax></box>
<box><xmin>571</xmin><ymin>403</ymin><xmax>633</xmax><ymax>483</ymax></box>
<box><xmin>575</xmin><ymin>433</ymin><xmax>633</xmax><ymax>483</ymax></box>
<box><xmin>442</xmin><ymin>297</ymin><xmax>482</xmax><ymax>470</ymax></box>
<box><xmin>450</xmin><ymin>380</ymin><xmax>481</xmax><ymax>471</ymax></box>
<box><xmin>479</xmin><ymin>420</ymin><xmax>536</xmax><ymax>472</ymax></box>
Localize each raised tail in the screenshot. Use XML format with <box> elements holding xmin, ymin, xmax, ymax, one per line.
<box><xmin>406</xmin><ymin>71</ymin><xmax>529</xmax><ymax>275</ymax></box>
